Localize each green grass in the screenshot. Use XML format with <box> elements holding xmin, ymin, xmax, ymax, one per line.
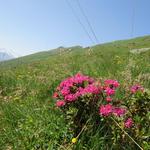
<box><xmin>0</xmin><ymin>35</ymin><xmax>150</xmax><ymax>149</ymax></box>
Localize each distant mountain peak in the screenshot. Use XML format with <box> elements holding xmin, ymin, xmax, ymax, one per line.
<box><xmin>0</xmin><ymin>48</ymin><xmax>15</xmax><ymax>62</ymax></box>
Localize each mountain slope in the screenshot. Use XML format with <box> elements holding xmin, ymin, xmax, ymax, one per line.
<box><xmin>0</xmin><ymin>35</ymin><xmax>150</xmax><ymax>67</ymax></box>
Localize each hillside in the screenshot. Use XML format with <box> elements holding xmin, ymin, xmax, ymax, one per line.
<box><xmin>0</xmin><ymin>35</ymin><xmax>150</xmax><ymax>68</ymax></box>
<box><xmin>0</xmin><ymin>35</ymin><xmax>150</xmax><ymax>149</ymax></box>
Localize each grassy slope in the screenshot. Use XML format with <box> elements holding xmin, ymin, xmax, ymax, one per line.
<box><xmin>0</xmin><ymin>36</ymin><xmax>150</xmax><ymax>149</ymax></box>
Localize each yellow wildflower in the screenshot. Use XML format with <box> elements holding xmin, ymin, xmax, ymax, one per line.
<box><xmin>72</xmin><ymin>138</ymin><xmax>77</xmax><ymax>144</ymax></box>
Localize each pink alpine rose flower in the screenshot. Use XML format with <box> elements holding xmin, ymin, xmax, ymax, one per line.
<box><xmin>64</xmin><ymin>94</ymin><xmax>77</xmax><ymax>102</ymax></box>
<box><xmin>106</xmin><ymin>96</ymin><xmax>112</xmax><ymax>102</ymax></box>
<box><xmin>99</xmin><ymin>104</ymin><xmax>113</xmax><ymax>116</ymax></box>
<box><xmin>80</xmin><ymin>84</ymin><xmax>101</xmax><ymax>95</ymax></box>
<box><xmin>56</xmin><ymin>100</ymin><xmax>65</xmax><ymax>107</ymax></box>
<box><xmin>104</xmin><ymin>79</ymin><xmax>119</xmax><ymax>88</ymax></box>
<box><xmin>53</xmin><ymin>92</ymin><xmax>58</xmax><ymax>98</ymax></box>
<box><xmin>61</xmin><ymin>87</ymin><xmax>70</xmax><ymax>96</ymax></box>
<box><xmin>113</xmin><ymin>107</ymin><xmax>126</xmax><ymax>117</ymax></box>
<box><xmin>124</xmin><ymin>118</ymin><xmax>133</xmax><ymax>128</ymax></box>
<box><xmin>104</xmin><ymin>87</ymin><xmax>115</xmax><ymax>96</ymax></box>
<box><xmin>130</xmin><ymin>85</ymin><xmax>144</xmax><ymax>94</ymax></box>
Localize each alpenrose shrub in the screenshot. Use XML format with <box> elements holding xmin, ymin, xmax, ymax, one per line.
<box><xmin>53</xmin><ymin>73</ymin><xmax>149</xmax><ymax>149</ymax></box>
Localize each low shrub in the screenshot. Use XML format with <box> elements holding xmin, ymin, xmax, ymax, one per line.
<box><xmin>53</xmin><ymin>73</ymin><xmax>150</xmax><ymax>149</ymax></box>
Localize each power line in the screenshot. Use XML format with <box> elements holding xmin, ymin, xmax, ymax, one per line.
<box><xmin>76</xmin><ymin>0</ymin><xmax>99</xmax><ymax>43</ymax></box>
<box><xmin>65</xmin><ymin>0</ymin><xmax>95</xmax><ymax>44</ymax></box>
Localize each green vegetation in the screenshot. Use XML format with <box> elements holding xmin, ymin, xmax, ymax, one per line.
<box><xmin>0</xmin><ymin>36</ymin><xmax>150</xmax><ymax>149</ymax></box>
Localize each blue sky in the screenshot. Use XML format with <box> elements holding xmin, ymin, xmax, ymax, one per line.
<box><xmin>0</xmin><ymin>0</ymin><xmax>150</xmax><ymax>56</ymax></box>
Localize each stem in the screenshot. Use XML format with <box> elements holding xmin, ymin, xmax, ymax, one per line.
<box><xmin>66</xmin><ymin>118</ymin><xmax>90</xmax><ymax>150</ymax></box>
<box><xmin>76</xmin><ymin>118</ymin><xmax>89</xmax><ymax>138</ymax></box>
<box><xmin>111</xmin><ymin>117</ymin><xmax>143</xmax><ymax>150</ymax></box>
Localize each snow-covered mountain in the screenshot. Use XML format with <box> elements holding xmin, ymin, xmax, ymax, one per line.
<box><xmin>0</xmin><ymin>49</ymin><xmax>15</xmax><ymax>61</ymax></box>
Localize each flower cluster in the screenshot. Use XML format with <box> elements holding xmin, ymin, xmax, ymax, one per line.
<box><xmin>52</xmin><ymin>73</ymin><xmax>148</xmax><ymax>148</ymax></box>
<box><xmin>100</xmin><ymin>79</ymin><xmax>125</xmax><ymax>116</ymax></box>
<box><xmin>99</xmin><ymin>104</ymin><xmax>113</xmax><ymax>116</ymax></box>
<box><xmin>56</xmin><ymin>100</ymin><xmax>65</xmax><ymax>107</ymax></box>
<box><xmin>100</xmin><ymin>79</ymin><xmax>120</xmax><ymax>112</ymax></box>
<box><xmin>53</xmin><ymin>73</ymin><xmax>101</xmax><ymax>107</ymax></box>
<box><xmin>104</xmin><ymin>79</ymin><xmax>120</xmax><ymax>88</ymax></box>
<box><xmin>53</xmin><ymin>74</ymin><xmax>143</xmax><ymax>129</ymax></box>
<box><xmin>99</xmin><ymin>104</ymin><xmax>126</xmax><ymax>117</ymax></box>
<box><xmin>130</xmin><ymin>84</ymin><xmax>144</xmax><ymax>94</ymax></box>
<box><xmin>99</xmin><ymin>79</ymin><xmax>134</xmax><ymax>128</ymax></box>
<box><xmin>124</xmin><ymin>118</ymin><xmax>133</xmax><ymax>128</ymax></box>
<box><xmin>103</xmin><ymin>79</ymin><xmax>119</xmax><ymax>102</ymax></box>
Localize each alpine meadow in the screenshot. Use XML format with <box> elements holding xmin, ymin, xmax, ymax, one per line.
<box><xmin>0</xmin><ymin>35</ymin><xmax>150</xmax><ymax>150</ymax></box>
